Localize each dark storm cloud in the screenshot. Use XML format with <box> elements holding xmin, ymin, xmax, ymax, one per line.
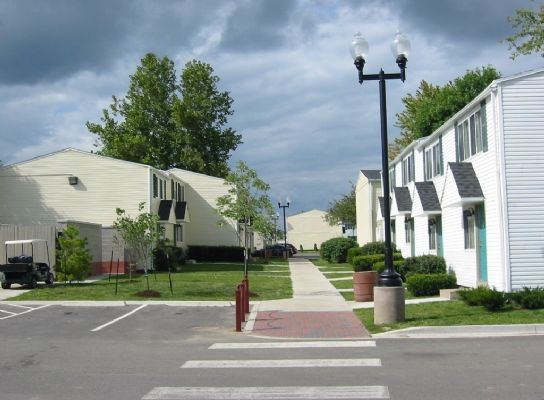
<box><xmin>0</xmin><ymin>0</ymin><xmax>139</xmax><ymax>84</ymax></box>
<box><xmin>220</xmin><ymin>0</ymin><xmax>299</xmax><ymax>51</ymax></box>
<box><xmin>380</xmin><ymin>0</ymin><xmax>521</xmax><ymax>48</ymax></box>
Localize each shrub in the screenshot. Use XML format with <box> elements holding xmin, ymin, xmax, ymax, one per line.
<box><xmin>406</xmin><ymin>273</ymin><xmax>457</xmax><ymax>297</ymax></box>
<box><xmin>347</xmin><ymin>247</ymin><xmax>363</xmax><ymax>265</ymax></box>
<box><xmin>360</xmin><ymin>241</ymin><xmax>397</xmax><ymax>255</ymax></box>
<box><xmin>352</xmin><ymin>254</ymin><xmax>383</xmax><ymax>272</ymax></box>
<box><xmin>403</xmin><ymin>255</ymin><xmax>446</xmax><ymax>276</ymax></box>
<box><xmin>371</xmin><ymin>260</ymin><xmax>405</xmax><ymax>275</ymax></box>
<box><xmin>56</xmin><ymin>225</ymin><xmax>92</xmax><ymax>282</ymax></box>
<box><xmin>153</xmin><ymin>240</ymin><xmax>186</xmax><ymax>271</ymax></box>
<box><xmin>459</xmin><ymin>286</ymin><xmax>507</xmax><ymax>311</ymax></box>
<box><xmin>299</xmin><ymin>244</ymin><xmax>303</xmax><ymax>252</ymax></box>
<box><xmin>313</xmin><ymin>243</ymin><xmax>318</xmax><ymax>251</ymax></box>
<box><xmin>187</xmin><ymin>246</ymin><xmax>244</xmax><ymax>262</ymax></box>
<box><xmin>511</xmin><ymin>287</ymin><xmax>544</xmax><ymax>310</ymax></box>
<box><xmin>320</xmin><ymin>237</ymin><xmax>357</xmax><ymax>263</ymax></box>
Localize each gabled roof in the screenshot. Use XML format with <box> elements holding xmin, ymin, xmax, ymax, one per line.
<box><xmin>448</xmin><ymin>162</ymin><xmax>484</xmax><ymax>198</ymax></box>
<box><xmin>393</xmin><ymin>187</ymin><xmax>412</xmax><ymax>214</ymax></box>
<box><xmin>360</xmin><ymin>170</ymin><xmax>381</xmax><ymax>180</ymax></box>
<box><xmin>414</xmin><ymin>181</ymin><xmax>441</xmax><ymax>213</ymax></box>
<box><xmin>158</xmin><ymin>200</ymin><xmax>173</xmax><ymax>221</ymax></box>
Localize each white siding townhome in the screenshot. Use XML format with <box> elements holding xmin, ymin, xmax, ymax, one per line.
<box><xmin>367</xmin><ymin>68</ymin><xmax>544</xmax><ymax>292</ymax></box>
<box><xmin>0</xmin><ymin>148</ymin><xmax>238</xmax><ymax>273</ymax></box>
<box><xmin>286</xmin><ymin>209</ymin><xmax>343</xmax><ymax>251</ymax></box>
<box><xmin>355</xmin><ymin>170</ymin><xmax>382</xmax><ymax>246</ymax></box>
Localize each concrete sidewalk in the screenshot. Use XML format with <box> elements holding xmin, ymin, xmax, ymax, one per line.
<box><xmin>244</xmin><ymin>258</ymin><xmax>371</xmax><ymax>339</ymax></box>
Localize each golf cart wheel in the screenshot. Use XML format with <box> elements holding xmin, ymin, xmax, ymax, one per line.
<box><xmin>29</xmin><ymin>277</ymin><xmax>38</xmax><ymax>289</ymax></box>
<box><xmin>1</xmin><ymin>282</ymin><xmax>11</xmax><ymax>289</ymax></box>
<box><xmin>45</xmin><ymin>273</ymin><xmax>54</xmax><ymax>285</ymax></box>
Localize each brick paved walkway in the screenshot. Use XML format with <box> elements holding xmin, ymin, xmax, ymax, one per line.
<box><xmin>245</xmin><ymin>258</ymin><xmax>371</xmax><ymax>339</ymax></box>
<box><xmin>251</xmin><ymin>310</ymin><xmax>370</xmax><ymax>339</ymax></box>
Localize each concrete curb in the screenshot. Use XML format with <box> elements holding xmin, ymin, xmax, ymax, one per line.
<box><xmin>372</xmin><ymin>323</ymin><xmax>544</xmax><ymax>339</ymax></box>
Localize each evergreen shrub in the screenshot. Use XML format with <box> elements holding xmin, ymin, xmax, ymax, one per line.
<box><xmin>458</xmin><ymin>286</ymin><xmax>507</xmax><ymax>311</ymax></box>
<box><xmin>319</xmin><ymin>237</ymin><xmax>357</xmax><ymax>263</ymax></box>
<box><xmin>406</xmin><ymin>273</ymin><xmax>457</xmax><ymax>297</ymax></box>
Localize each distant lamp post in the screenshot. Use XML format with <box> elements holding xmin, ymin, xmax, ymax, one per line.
<box><xmin>350</xmin><ymin>31</ymin><xmax>410</xmax><ymax>288</ymax></box>
<box><xmin>278</xmin><ymin>199</ymin><xmax>290</xmax><ymax>258</ymax></box>
<box><xmin>272</xmin><ymin>212</ymin><xmax>279</xmax><ymax>243</ymax></box>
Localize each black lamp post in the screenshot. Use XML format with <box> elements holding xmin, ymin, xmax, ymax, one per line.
<box><xmin>350</xmin><ymin>31</ymin><xmax>410</xmax><ymax>287</ymax></box>
<box><xmin>273</xmin><ymin>212</ymin><xmax>279</xmax><ymax>243</ymax></box>
<box><xmin>278</xmin><ymin>200</ymin><xmax>290</xmax><ymax>257</ymax></box>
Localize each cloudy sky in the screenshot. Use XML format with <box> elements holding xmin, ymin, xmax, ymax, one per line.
<box><xmin>0</xmin><ymin>0</ymin><xmax>542</xmax><ymax>215</ymax></box>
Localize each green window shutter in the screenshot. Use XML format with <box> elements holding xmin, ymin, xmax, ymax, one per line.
<box><xmin>454</xmin><ymin>122</ymin><xmax>460</xmax><ymax>162</ymax></box>
<box><xmin>480</xmin><ymin>100</ymin><xmax>488</xmax><ymax>152</ymax></box>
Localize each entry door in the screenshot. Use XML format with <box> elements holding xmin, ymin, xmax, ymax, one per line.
<box><xmin>476</xmin><ymin>204</ymin><xmax>488</xmax><ymax>282</ymax></box>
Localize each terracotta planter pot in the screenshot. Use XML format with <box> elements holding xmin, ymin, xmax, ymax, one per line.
<box><xmin>353</xmin><ymin>271</ymin><xmax>378</xmax><ymax>302</ymax></box>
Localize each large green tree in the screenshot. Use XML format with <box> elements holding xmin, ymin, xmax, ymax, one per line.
<box><xmin>324</xmin><ymin>184</ymin><xmax>356</xmax><ymax>228</ymax></box>
<box><xmin>395</xmin><ymin>66</ymin><xmax>500</xmax><ymax>148</ymax></box>
<box><xmin>175</xmin><ymin>60</ymin><xmax>242</xmax><ymax>177</ymax></box>
<box><xmin>216</xmin><ymin>161</ymin><xmax>274</xmax><ymax>275</ymax></box>
<box><xmin>504</xmin><ymin>2</ymin><xmax>544</xmax><ymax>59</ymax></box>
<box><xmin>87</xmin><ymin>54</ymin><xmax>241</xmax><ymax>177</ymax></box>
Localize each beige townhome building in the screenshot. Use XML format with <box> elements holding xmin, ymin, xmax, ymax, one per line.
<box><xmin>286</xmin><ymin>209</ymin><xmax>343</xmax><ymax>251</ymax></box>
<box><xmin>0</xmin><ymin>148</ymin><xmax>238</xmax><ymax>273</ymax></box>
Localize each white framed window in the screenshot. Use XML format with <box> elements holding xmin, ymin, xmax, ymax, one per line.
<box><xmin>389</xmin><ymin>168</ymin><xmax>395</xmax><ymax>193</ymax></box>
<box><xmin>402</xmin><ymin>154</ymin><xmax>414</xmax><ymax>185</ymax></box>
<box><xmin>463</xmin><ymin>209</ymin><xmax>476</xmax><ymax>249</ymax></box>
<box><xmin>428</xmin><ymin>218</ymin><xmax>437</xmax><ymax>250</ymax></box>
<box><xmin>424</xmin><ymin>140</ymin><xmax>443</xmax><ymax>181</ymax></box>
<box><xmin>174</xmin><ymin>224</ymin><xmax>183</xmax><ymax>243</ymax></box>
<box><xmin>153</xmin><ymin>174</ymin><xmax>158</xmax><ymax>198</ymax></box>
<box><xmin>456</xmin><ymin>102</ymin><xmax>487</xmax><ymax>162</ymax></box>
<box><xmin>404</xmin><ymin>217</ymin><xmax>412</xmax><ymax>244</ymax></box>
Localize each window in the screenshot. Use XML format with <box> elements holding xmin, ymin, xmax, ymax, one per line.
<box><xmin>388</xmin><ymin>168</ymin><xmax>395</xmax><ymax>193</ymax></box>
<box><xmin>463</xmin><ymin>209</ymin><xmax>476</xmax><ymax>249</ymax></box>
<box><xmin>428</xmin><ymin>218</ymin><xmax>437</xmax><ymax>250</ymax></box>
<box><xmin>424</xmin><ymin>140</ymin><xmax>443</xmax><ymax>181</ymax></box>
<box><xmin>173</xmin><ymin>182</ymin><xmax>184</xmax><ymax>201</ymax></box>
<box><xmin>153</xmin><ymin>174</ymin><xmax>158</xmax><ymax>198</ymax></box>
<box><xmin>174</xmin><ymin>224</ymin><xmax>183</xmax><ymax>243</ymax></box>
<box><xmin>456</xmin><ymin>102</ymin><xmax>487</xmax><ymax>162</ymax></box>
<box><xmin>404</xmin><ymin>217</ymin><xmax>412</xmax><ymax>244</ymax></box>
<box><xmin>402</xmin><ymin>154</ymin><xmax>414</xmax><ymax>185</ymax></box>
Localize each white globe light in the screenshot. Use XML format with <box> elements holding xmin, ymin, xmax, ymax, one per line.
<box><xmin>350</xmin><ymin>32</ymin><xmax>369</xmax><ymax>61</ymax></box>
<box><xmin>391</xmin><ymin>31</ymin><xmax>410</xmax><ymax>58</ymax></box>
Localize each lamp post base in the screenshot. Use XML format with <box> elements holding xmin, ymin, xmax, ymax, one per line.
<box><xmin>374</xmin><ymin>286</ymin><xmax>405</xmax><ymax>324</ymax></box>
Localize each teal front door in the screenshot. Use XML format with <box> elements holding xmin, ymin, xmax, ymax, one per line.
<box><xmin>476</xmin><ymin>204</ymin><xmax>488</xmax><ymax>282</ymax></box>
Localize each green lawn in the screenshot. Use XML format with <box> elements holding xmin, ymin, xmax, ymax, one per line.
<box><xmin>356</xmin><ymin>300</ymin><xmax>544</xmax><ymax>334</ymax></box>
<box><xmin>313</xmin><ymin>258</ymin><xmax>544</xmax><ymax>333</ymax></box>
<box><xmin>7</xmin><ymin>262</ymin><xmax>292</xmax><ymax>301</ymax></box>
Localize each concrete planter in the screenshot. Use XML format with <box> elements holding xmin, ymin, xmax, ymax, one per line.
<box><xmin>353</xmin><ymin>271</ymin><xmax>378</xmax><ymax>302</ymax></box>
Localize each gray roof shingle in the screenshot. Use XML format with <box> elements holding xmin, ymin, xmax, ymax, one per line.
<box><xmin>360</xmin><ymin>170</ymin><xmax>381</xmax><ymax>180</ymax></box>
<box><xmin>448</xmin><ymin>162</ymin><xmax>484</xmax><ymax>198</ymax></box>
<box><xmin>393</xmin><ymin>187</ymin><xmax>412</xmax><ymax>212</ymax></box>
<box><xmin>415</xmin><ymin>181</ymin><xmax>441</xmax><ymax>212</ymax></box>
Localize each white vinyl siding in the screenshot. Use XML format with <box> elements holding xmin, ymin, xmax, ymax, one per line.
<box><xmin>501</xmin><ymin>74</ymin><xmax>544</xmax><ymax>289</ymax></box>
<box><xmin>0</xmin><ymin>149</ymin><xmax>150</xmax><ymax>226</ymax></box>
<box><xmin>169</xmin><ymin>169</ymin><xmax>239</xmax><ymax>247</ymax></box>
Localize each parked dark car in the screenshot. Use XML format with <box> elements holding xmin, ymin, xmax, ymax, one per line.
<box><xmin>251</xmin><ymin>244</ymin><xmax>293</xmax><ymax>258</ymax></box>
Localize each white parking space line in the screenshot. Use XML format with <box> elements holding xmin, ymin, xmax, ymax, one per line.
<box><xmin>0</xmin><ymin>304</ymin><xmax>51</xmax><ymax>320</ymax></box>
<box><xmin>142</xmin><ymin>386</ymin><xmax>390</xmax><ymax>399</ymax></box>
<box><xmin>3</xmin><ymin>303</ymin><xmax>34</xmax><ymax>310</ymax></box>
<box><xmin>181</xmin><ymin>358</ymin><xmax>381</xmax><ymax>369</ymax></box>
<box><xmin>0</xmin><ymin>309</ymin><xmax>17</xmax><ymax>315</ymax></box>
<box><xmin>209</xmin><ymin>340</ymin><xmax>376</xmax><ymax>349</ymax></box>
<box><xmin>91</xmin><ymin>304</ymin><xmax>147</xmax><ymax>332</ymax></box>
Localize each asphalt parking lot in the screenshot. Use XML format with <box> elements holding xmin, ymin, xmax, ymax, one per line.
<box><xmin>0</xmin><ymin>303</ymin><xmax>243</xmax><ymax>400</ymax></box>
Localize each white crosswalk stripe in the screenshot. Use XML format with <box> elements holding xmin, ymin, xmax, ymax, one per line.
<box><xmin>182</xmin><ymin>358</ymin><xmax>381</xmax><ymax>368</ymax></box>
<box><xmin>143</xmin><ymin>386</ymin><xmax>390</xmax><ymax>399</ymax></box>
<box><xmin>143</xmin><ymin>340</ymin><xmax>390</xmax><ymax>399</ymax></box>
<box><xmin>209</xmin><ymin>340</ymin><xmax>376</xmax><ymax>349</ymax></box>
